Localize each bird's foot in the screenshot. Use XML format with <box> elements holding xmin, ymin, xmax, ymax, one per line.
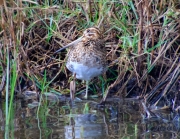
<box><xmin>83</xmin><ymin>94</ymin><xmax>88</xmax><ymax>99</ymax></box>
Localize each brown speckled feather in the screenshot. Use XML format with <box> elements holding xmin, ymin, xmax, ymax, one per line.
<box><xmin>66</xmin><ymin>27</ymin><xmax>107</xmax><ymax>81</ymax></box>
<box><xmin>64</xmin><ymin>27</ymin><xmax>107</xmax><ymax>99</ymax></box>
<box><xmin>67</xmin><ymin>39</ymin><xmax>106</xmax><ymax>69</ymax></box>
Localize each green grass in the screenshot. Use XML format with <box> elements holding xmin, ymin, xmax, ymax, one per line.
<box><xmin>0</xmin><ymin>0</ymin><xmax>179</xmax><ymax>121</ymax></box>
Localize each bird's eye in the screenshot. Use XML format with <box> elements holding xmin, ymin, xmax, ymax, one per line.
<box><xmin>87</xmin><ymin>29</ymin><xmax>90</xmax><ymax>33</ymax></box>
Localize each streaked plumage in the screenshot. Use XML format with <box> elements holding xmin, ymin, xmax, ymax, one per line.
<box><xmin>56</xmin><ymin>27</ymin><xmax>107</xmax><ymax>99</ymax></box>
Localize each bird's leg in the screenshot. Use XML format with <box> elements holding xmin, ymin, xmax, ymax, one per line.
<box><xmin>70</xmin><ymin>73</ymin><xmax>76</xmax><ymax>101</ymax></box>
<box><xmin>84</xmin><ymin>80</ymin><xmax>89</xmax><ymax>99</ymax></box>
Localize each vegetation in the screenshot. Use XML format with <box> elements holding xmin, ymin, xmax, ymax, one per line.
<box><xmin>0</xmin><ymin>0</ymin><xmax>179</xmax><ymax>119</ymax></box>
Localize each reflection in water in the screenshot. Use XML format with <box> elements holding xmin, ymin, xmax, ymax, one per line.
<box><xmin>0</xmin><ymin>98</ymin><xmax>180</xmax><ymax>139</ymax></box>
<box><xmin>65</xmin><ymin>114</ymin><xmax>106</xmax><ymax>139</ymax></box>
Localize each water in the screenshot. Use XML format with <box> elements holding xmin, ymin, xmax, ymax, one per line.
<box><xmin>0</xmin><ymin>97</ymin><xmax>180</xmax><ymax>139</ymax></box>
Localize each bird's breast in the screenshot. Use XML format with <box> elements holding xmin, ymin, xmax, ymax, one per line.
<box><xmin>66</xmin><ymin>61</ymin><xmax>105</xmax><ymax>81</ymax></box>
<box><xmin>66</xmin><ymin>39</ymin><xmax>107</xmax><ymax>80</ymax></box>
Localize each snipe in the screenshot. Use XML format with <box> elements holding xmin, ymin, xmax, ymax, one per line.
<box><xmin>55</xmin><ymin>27</ymin><xmax>107</xmax><ymax>99</ymax></box>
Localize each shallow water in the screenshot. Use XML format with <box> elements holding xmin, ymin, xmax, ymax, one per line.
<box><xmin>0</xmin><ymin>98</ymin><xmax>180</xmax><ymax>139</ymax></box>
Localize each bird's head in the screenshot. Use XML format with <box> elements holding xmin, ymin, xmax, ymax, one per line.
<box><xmin>54</xmin><ymin>27</ymin><xmax>102</xmax><ymax>54</ymax></box>
<box><xmin>83</xmin><ymin>27</ymin><xmax>102</xmax><ymax>40</ymax></box>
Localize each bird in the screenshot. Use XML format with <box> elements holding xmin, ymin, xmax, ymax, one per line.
<box><xmin>55</xmin><ymin>27</ymin><xmax>107</xmax><ymax>99</ymax></box>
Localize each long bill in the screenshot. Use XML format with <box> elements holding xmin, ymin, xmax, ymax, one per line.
<box><xmin>54</xmin><ymin>36</ymin><xmax>83</xmax><ymax>54</ymax></box>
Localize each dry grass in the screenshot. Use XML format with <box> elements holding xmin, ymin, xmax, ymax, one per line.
<box><xmin>0</xmin><ymin>0</ymin><xmax>179</xmax><ymax>111</ymax></box>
